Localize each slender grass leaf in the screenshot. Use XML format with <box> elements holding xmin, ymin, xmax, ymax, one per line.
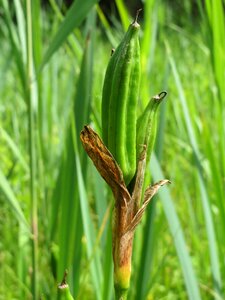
<box><xmin>75</xmin><ymin>156</ymin><xmax>103</xmax><ymax>299</ymax></box>
<box><xmin>41</xmin><ymin>0</ymin><xmax>99</xmax><ymax>68</ymax></box>
<box><xmin>96</xmin><ymin>5</ymin><xmax>117</xmax><ymax>45</ymax></box>
<box><xmin>73</xmin><ymin>124</ymin><xmax>102</xmax><ymax>299</ymax></box>
<box><xmin>56</xmin><ymin>129</ymin><xmax>78</xmax><ymax>279</ymax></box>
<box><xmin>0</xmin><ymin>168</ymin><xmax>29</xmax><ymax>231</ymax></box>
<box><xmin>115</xmin><ymin>0</ymin><xmax>130</xmax><ymax>31</ymax></box>
<box><xmin>13</xmin><ymin>0</ymin><xmax>27</xmax><ymax>64</ymax></box>
<box><xmin>134</xmin><ymin>201</ymin><xmax>156</xmax><ymax>300</ymax></box>
<box><xmin>0</xmin><ymin>128</ymin><xmax>29</xmax><ymax>172</ymax></box>
<box><xmin>167</xmin><ymin>41</ymin><xmax>222</xmax><ymax>294</ymax></box>
<box><xmin>2</xmin><ymin>0</ymin><xmax>26</xmax><ymax>92</ymax></box>
<box><xmin>31</xmin><ymin>0</ymin><xmax>42</xmax><ymax>68</ymax></box>
<box><xmin>150</xmin><ymin>153</ymin><xmax>202</xmax><ymax>300</ymax></box>
<box><xmin>48</xmin><ymin>0</ymin><xmax>83</xmax><ymax>60</ymax></box>
<box><xmin>74</xmin><ymin>27</ymin><xmax>93</xmax><ymax>153</ymax></box>
<box><xmin>26</xmin><ymin>0</ymin><xmax>39</xmax><ymax>297</ymax></box>
<box><xmin>71</xmin><ymin>194</ymin><xmax>83</xmax><ymax>298</ymax></box>
<box><xmin>101</xmin><ymin>219</ymin><xmax>113</xmax><ymax>300</ymax></box>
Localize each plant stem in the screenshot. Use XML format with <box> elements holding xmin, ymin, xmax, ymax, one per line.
<box><xmin>112</xmin><ymin>205</ymin><xmax>134</xmax><ymax>299</ymax></box>
<box><xmin>80</xmin><ymin>126</ymin><xmax>170</xmax><ymax>300</ymax></box>
<box><xmin>26</xmin><ymin>0</ymin><xmax>38</xmax><ymax>298</ymax></box>
<box><xmin>115</xmin><ymin>286</ymin><xmax>128</xmax><ymax>300</ymax></box>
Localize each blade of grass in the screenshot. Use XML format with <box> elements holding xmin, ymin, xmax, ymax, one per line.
<box><xmin>13</xmin><ymin>0</ymin><xmax>27</xmax><ymax>64</ymax></box>
<box><xmin>134</xmin><ymin>200</ymin><xmax>157</xmax><ymax>299</ymax></box>
<box><xmin>26</xmin><ymin>0</ymin><xmax>39</xmax><ymax>297</ymax></box>
<box><xmin>51</xmin><ymin>10</ymin><xmax>96</xmax><ymax>291</ymax></box>
<box><xmin>150</xmin><ymin>153</ymin><xmax>202</xmax><ymax>300</ymax></box>
<box><xmin>101</xmin><ymin>216</ymin><xmax>114</xmax><ymax>300</ymax></box>
<box><xmin>2</xmin><ymin>0</ymin><xmax>26</xmax><ymax>93</ymax></box>
<box><xmin>71</xmin><ymin>192</ymin><xmax>83</xmax><ymax>298</ymax></box>
<box><xmin>73</xmin><ymin>127</ymin><xmax>103</xmax><ymax>300</ymax></box>
<box><xmin>41</xmin><ymin>0</ymin><xmax>99</xmax><ymax>68</ymax></box>
<box><xmin>140</xmin><ymin>0</ymin><xmax>159</xmax><ymax>106</ymax></box>
<box><xmin>0</xmin><ymin>128</ymin><xmax>29</xmax><ymax>172</ymax></box>
<box><xmin>74</xmin><ymin>33</ymin><xmax>93</xmax><ymax>154</ymax></box>
<box><xmin>58</xmin><ymin>10</ymin><xmax>102</xmax><ymax>296</ymax></box>
<box><xmin>203</xmin><ymin>124</ymin><xmax>225</xmax><ymax>277</ymax></box>
<box><xmin>204</xmin><ymin>0</ymin><xmax>225</xmax><ymax>100</ymax></box>
<box><xmin>115</xmin><ymin>0</ymin><xmax>130</xmax><ymax>31</ymax></box>
<box><xmin>17</xmin><ymin>223</ymin><xmax>30</xmax><ymax>299</ymax></box>
<box><xmin>56</xmin><ymin>129</ymin><xmax>78</xmax><ymax>280</ymax></box>
<box><xmin>31</xmin><ymin>0</ymin><xmax>42</xmax><ymax>69</ymax></box>
<box><xmin>96</xmin><ymin>5</ymin><xmax>117</xmax><ymax>45</ymax></box>
<box><xmin>166</xmin><ymin>40</ymin><xmax>222</xmax><ymax>294</ymax></box>
<box><xmin>48</xmin><ymin>0</ymin><xmax>83</xmax><ymax>60</ymax></box>
<box><xmin>92</xmin><ymin>165</ymin><xmax>108</xmax><ymax>231</ymax></box>
<box><xmin>0</xmin><ymin>168</ymin><xmax>29</xmax><ymax>230</ymax></box>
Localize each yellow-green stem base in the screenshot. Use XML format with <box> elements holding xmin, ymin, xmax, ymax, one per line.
<box><xmin>115</xmin><ymin>284</ymin><xmax>128</xmax><ymax>300</ymax></box>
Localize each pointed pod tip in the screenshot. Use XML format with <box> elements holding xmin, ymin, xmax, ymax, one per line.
<box><xmin>163</xmin><ymin>179</ymin><xmax>172</xmax><ymax>185</ymax></box>
<box><xmin>131</xmin><ymin>21</ymin><xmax>140</xmax><ymax>30</ymax></box>
<box><xmin>159</xmin><ymin>91</ymin><xmax>167</xmax><ymax>99</ymax></box>
<box><xmin>153</xmin><ymin>91</ymin><xmax>167</xmax><ymax>101</ymax></box>
<box><xmin>159</xmin><ymin>179</ymin><xmax>171</xmax><ymax>185</ymax></box>
<box><xmin>132</xmin><ymin>8</ymin><xmax>142</xmax><ymax>27</ymax></box>
<box><xmin>58</xmin><ymin>269</ymin><xmax>68</xmax><ymax>288</ymax></box>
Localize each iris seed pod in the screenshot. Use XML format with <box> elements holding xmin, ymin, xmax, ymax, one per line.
<box><xmin>136</xmin><ymin>91</ymin><xmax>167</xmax><ymax>166</ymax></box>
<box><xmin>101</xmin><ymin>18</ymin><xmax>141</xmax><ymax>185</ymax></box>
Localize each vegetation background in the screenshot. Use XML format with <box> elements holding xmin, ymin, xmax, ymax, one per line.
<box><xmin>0</xmin><ymin>0</ymin><xmax>224</xmax><ymax>299</ymax></box>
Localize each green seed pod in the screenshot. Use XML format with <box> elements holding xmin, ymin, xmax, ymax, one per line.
<box><xmin>101</xmin><ymin>18</ymin><xmax>141</xmax><ymax>185</ymax></box>
<box><xmin>136</xmin><ymin>91</ymin><xmax>167</xmax><ymax>166</ymax></box>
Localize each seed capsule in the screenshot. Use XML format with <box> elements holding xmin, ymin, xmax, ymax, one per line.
<box><xmin>101</xmin><ymin>18</ymin><xmax>141</xmax><ymax>185</ymax></box>
<box><xmin>136</xmin><ymin>91</ymin><xmax>167</xmax><ymax>166</ymax></box>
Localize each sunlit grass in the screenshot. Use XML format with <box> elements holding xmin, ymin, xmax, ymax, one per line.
<box><xmin>0</xmin><ymin>0</ymin><xmax>224</xmax><ymax>299</ymax></box>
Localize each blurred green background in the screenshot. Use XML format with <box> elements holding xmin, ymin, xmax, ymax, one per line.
<box><xmin>0</xmin><ymin>0</ymin><xmax>225</xmax><ymax>299</ymax></box>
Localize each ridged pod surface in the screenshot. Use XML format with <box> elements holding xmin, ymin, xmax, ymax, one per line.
<box><xmin>136</xmin><ymin>91</ymin><xmax>167</xmax><ymax>166</ymax></box>
<box><xmin>101</xmin><ymin>20</ymin><xmax>141</xmax><ymax>185</ymax></box>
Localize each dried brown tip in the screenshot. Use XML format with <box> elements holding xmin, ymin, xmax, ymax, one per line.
<box><xmin>132</xmin><ymin>8</ymin><xmax>142</xmax><ymax>25</ymax></box>
<box><xmin>159</xmin><ymin>91</ymin><xmax>167</xmax><ymax>99</ymax></box>
<box><xmin>58</xmin><ymin>270</ymin><xmax>69</xmax><ymax>289</ymax></box>
<box><xmin>153</xmin><ymin>91</ymin><xmax>167</xmax><ymax>101</ymax></box>
<box><xmin>131</xmin><ymin>8</ymin><xmax>142</xmax><ymax>28</ymax></box>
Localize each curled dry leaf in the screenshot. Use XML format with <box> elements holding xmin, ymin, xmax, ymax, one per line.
<box><xmin>143</xmin><ymin>179</ymin><xmax>171</xmax><ymax>204</ymax></box>
<box><xmin>125</xmin><ymin>179</ymin><xmax>171</xmax><ymax>234</ymax></box>
<box><xmin>80</xmin><ymin>125</ymin><xmax>131</xmax><ymax>206</ymax></box>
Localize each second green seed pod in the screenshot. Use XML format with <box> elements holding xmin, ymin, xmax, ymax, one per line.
<box><xmin>136</xmin><ymin>91</ymin><xmax>167</xmax><ymax>167</ymax></box>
